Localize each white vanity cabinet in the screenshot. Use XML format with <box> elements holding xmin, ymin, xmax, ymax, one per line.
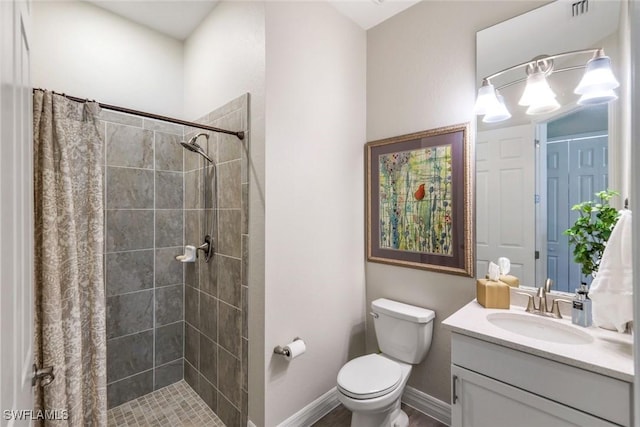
<box><xmin>450</xmin><ymin>333</ymin><xmax>632</xmax><ymax>427</ymax></box>
<box><xmin>451</xmin><ymin>366</ymin><xmax>617</xmax><ymax>427</ymax></box>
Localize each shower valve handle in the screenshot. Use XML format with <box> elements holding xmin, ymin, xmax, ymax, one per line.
<box><xmin>196</xmin><ymin>235</ymin><xmax>214</xmax><ymax>263</ymax></box>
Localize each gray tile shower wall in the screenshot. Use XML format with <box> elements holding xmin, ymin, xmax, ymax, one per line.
<box><xmin>102</xmin><ymin>112</ymin><xmax>186</xmax><ymax>409</ymax></box>
<box><xmin>183</xmin><ymin>94</ymin><xmax>249</xmax><ymax>427</ymax></box>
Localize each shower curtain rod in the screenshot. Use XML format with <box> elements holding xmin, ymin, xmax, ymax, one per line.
<box><xmin>32</xmin><ymin>88</ymin><xmax>245</xmax><ymax>140</ymax></box>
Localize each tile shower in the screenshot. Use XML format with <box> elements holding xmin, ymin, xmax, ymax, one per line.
<box><xmin>103</xmin><ymin>94</ymin><xmax>249</xmax><ymax>427</ymax></box>
<box><xmin>183</xmin><ymin>95</ymin><xmax>249</xmax><ymax>427</ymax></box>
<box><xmin>104</xmin><ymin>112</ymin><xmax>185</xmax><ymax>407</ymax></box>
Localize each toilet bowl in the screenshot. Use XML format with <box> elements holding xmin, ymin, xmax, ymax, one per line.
<box><xmin>337</xmin><ymin>354</ymin><xmax>412</xmax><ymax>427</ymax></box>
<box><xmin>336</xmin><ymin>299</ymin><xmax>434</xmax><ymax>427</ymax></box>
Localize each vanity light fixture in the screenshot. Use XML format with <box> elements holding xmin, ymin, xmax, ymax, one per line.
<box><xmin>483</xmin><ymin>91</ymin><xmax>512</xmax><ymax>123</ymax></box>
<box><xmin>473</xmin><ymin>80</ymin><xmax>500</xmax><ymax>115</ymax></box>
<box><xmin>574</xmin><ymin>48</ymin><xmax>619</xmax><ymax>105</ymax></box>
<box><xmin>518</xmin><ymin>61</ymin><xmax>560</xmax><ymax>114</ymax></box>
<box><xmin>475</xmin><ymin>48</ymin><xmax>619</xmax><ymax>123</ymax></box>
<box><xmin>577</xmin><ymin>88</ymin><xmax>618</xmax><ymax>106</ymax></box>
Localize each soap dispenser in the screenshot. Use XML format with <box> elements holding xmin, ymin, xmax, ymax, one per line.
<box><xmin>572</xmin><ymin>282</ymin><xmax>593</xmax><ymax>327</ymax></box>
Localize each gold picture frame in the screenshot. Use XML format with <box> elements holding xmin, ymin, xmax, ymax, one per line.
<box><xmin>366</xmin><ymin>123</ymin><xmax>474</xmax><ymax>277</ymax></box>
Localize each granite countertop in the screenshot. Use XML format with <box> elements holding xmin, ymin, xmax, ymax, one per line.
<box><xmin>442</xmin><ymin>300</ymin><xmax>634</xmax><ymax>383</ymax></box>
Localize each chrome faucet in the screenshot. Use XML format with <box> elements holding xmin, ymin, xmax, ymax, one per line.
<box><xmin>516</xmin><ymin>278</ymin><xmax>572</xmax><ymax>319</ymax></box>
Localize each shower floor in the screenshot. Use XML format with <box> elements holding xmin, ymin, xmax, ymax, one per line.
<box><xmin>107</xmin><ymin>380</ymin><xmax>225</xmax><ymax>427</ymax></box>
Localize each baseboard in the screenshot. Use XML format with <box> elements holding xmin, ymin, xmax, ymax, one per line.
<box><xmin>277</xmin><ymin>387</ymin><xmax>340</xmax><ymax>427</ymax></box>
<box><xmin>402</xmin><ymin>386</ymin><xmax>451</xmax><ymax>426</ymax></box>
<box><xmin>269</xmin><ymin>385</ymin><xmax>449</xmax><ymax>427</ymax></box>
<box><xmin>247</xmin><ymin>421</ymin><xmax>257</xmax><ymax>427</ymax></box>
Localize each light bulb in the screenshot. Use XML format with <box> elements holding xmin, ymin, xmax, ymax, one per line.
<box><xmin>577</xmin><ymin>89</ymin><xmax>618</xmax><ymax>105</ymax></box>
<box><xmin>519</xmin><ymin>71</ymin><xmax>557</xmax><ymax>107</ymax></box>
<box><xmin>474</xmin><ymin>81</ymin><xmax>500</xmax><ymax>115</ymax></box>
<box><xmin>526</xmin><ymin>98</ymin><xmax>560</xmax><ymax>115</ymax></box>
<box><xmin>483</xmin><ymin>93</ymin><xmax>511</xmax><ymax>123</ymax></box>
<box><xmin>575</xmin><ymin>51</ymin><xmax>619</xmax><ymax>95</ymax></box>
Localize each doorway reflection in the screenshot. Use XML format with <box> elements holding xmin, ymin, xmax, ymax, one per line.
<box><xmin>539</xmin><ymin>105</ymin><xmax>609</xmax><ymax>292</ymax></box>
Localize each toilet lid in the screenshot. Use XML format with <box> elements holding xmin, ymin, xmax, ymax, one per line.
<box><xmin>337</xmin><ymin>354</ymin><xmax>402</xmax><ymax>400</ymax></box>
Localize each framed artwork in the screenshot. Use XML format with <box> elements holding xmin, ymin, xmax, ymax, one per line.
<box><xmin>366</xmin><ymin>123</ymin><xmax>474</xmax><ymax>277</ymax></box>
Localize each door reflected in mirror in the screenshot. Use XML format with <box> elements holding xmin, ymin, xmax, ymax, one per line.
<box><xmin>539</xmin><ymin>105</ymin><xmax>609</xmax><ymax>293</ymax></box>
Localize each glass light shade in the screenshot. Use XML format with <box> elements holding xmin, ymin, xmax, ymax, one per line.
<box><xmin>483</xmin><ymin>93</ymin><xmax>511</xmax><ymax>123</ymax></box>
<box><xmin>474</xmin><ymin>82</ymin><xmax>500</xmax><ymax>115</ymax></box>
<box><xmin>574</xmin><ymin>55</ymin><xmax>619</xmax><ymax>95</ymax></box>
<box><xmin>519</xmin><ymin>71</ymin><xmax>557</xmax><ymax>107</ymax></box>
<box><xmin>526</xmin><ymin>98</ymin><xmax>560</xmax><ymax>115</ymax></box>
<box><xmin>577</xmin><ymin>88</ymin><xmax>618</xmax><ymax>105</ymax></box>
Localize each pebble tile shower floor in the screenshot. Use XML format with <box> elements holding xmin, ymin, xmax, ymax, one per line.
<box><xmin>107</xmin><ymin>380</ymin><xmax>225</xmax><ymax>427</ymax></box>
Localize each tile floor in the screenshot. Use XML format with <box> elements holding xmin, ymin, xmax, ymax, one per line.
<box><xmin>107</xmin><ymin>380</ymin><xmax>224</xmax><ymax>427</ymax></box>
<box><xmin>107</xmin><ymin>380</ymin><xmax>446</xmax><ymax>427</ymax></box>
<box><xmin>313</xmin><ymin>403</ymin><xmax>447</xmax><ymax>427</ymax></box>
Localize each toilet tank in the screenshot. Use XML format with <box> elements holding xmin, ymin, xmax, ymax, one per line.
<box><xmin>372</xmin><ymin>298</ymin><xmax>435</xmax><ymax>364</ymax></box>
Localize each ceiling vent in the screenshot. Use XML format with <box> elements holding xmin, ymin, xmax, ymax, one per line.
<box><xmin>572</xmin><ymin>0</ymin><xmax>589</xmax><ymax>17</ymax></box>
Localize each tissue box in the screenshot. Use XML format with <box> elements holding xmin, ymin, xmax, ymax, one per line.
<box><xmin>477</xmin><ymin>279</ymin><xmax>510</xmax><ymax>309</ymax></box>
<box><xmin>499</xmin><ymin>275</ymin><xmax>520</xmax><ymax>288</ymax></box>
<box><xmin>485</xmin><ymin>274</ymin><xmax>520</xmax><ymax>288</ymax></box>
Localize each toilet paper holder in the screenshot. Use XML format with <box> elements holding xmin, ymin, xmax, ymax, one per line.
<box><xmin>273</xmin><ymin>337</ymin><xmax>302</xmax><ymax>357</ymax></box>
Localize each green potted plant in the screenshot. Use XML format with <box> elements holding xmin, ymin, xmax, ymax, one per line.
<box><xmin>564</xmin><ymin>190</ymin><xmax>621</xmax><ymax>280</ymax></box>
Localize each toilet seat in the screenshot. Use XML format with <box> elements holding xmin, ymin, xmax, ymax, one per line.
<box><xmin>337</xmin><ymin>354</ymin><xmax>402</xmax><ymax>400</ymax></box>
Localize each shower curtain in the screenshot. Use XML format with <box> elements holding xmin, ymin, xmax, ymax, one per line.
<box><xmin>33</xmin><ymin>90</ymin><xmax>107</xmax><ymax>426</ymax></box>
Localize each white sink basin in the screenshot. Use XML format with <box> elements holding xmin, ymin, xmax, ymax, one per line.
<box><xmin>487</xmin><ymin>312</ymin><xmax>594</xmax><ymax>345</ymax></box>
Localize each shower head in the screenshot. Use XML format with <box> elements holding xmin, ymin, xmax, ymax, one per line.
<box><xmin>181</xmin><ymin>133</ymin><xmax>213</xmax><ymax>163</ymax></box>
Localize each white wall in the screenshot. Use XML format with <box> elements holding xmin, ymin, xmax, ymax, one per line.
<box><xmin>183</xmin><ymin>1</ymin><xmax>265</xmax><ymax>121</ymax></box>
<box><xmin>183</xmin><ymin>3</ymin><xmax>267</xmax><ymax>425</ymax></box>
<box><xmin>31</xmin><ymin>1</ymin><xmax>184</xmax><ymax>118</ymax></box>
<box><xmin>263</xmin><ymin>2</ymin><xmax>366</xmax><ymax>425</ymax></box>
<box><xmin>366</xmin><ymin>0</ymin><xmax>547</xmax><ymax>403</ymax></box>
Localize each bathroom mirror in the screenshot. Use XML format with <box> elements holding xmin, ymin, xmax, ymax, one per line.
<box><xmin>475</xmin><ymin>0</ymin><xmax>629</xmax><ymax>293</ymax></box>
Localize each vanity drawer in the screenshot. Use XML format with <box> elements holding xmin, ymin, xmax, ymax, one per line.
<box><xmin>451</xmin><ymin>333</ymin><xmax>632</xmax><ymax>426</ymax></box>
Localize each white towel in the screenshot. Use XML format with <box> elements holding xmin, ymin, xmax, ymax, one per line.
<box><xmin>589</xmin><ymin>209</ymin><xmax>633</xmax><ymax>332</ymax></box>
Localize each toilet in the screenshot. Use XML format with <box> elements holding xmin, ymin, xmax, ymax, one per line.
<box><xmin>336</xmin><ymin>298</ymin><xmax>435</xmax><ymax>427</ymax></box>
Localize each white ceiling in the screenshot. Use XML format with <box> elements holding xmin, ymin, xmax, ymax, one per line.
<box><xmin>327</xmin><ymin>0</ymin><xmax>421</xmax><ymax>30</ymax></box>
<box><xmin>86</xmin><ymin>0</ymin><xmax>422</xmax><ymax>40</ymax></box>
<box><xmin>86</xmin><ymin>0</ymin><xmax>220</xmax><ymax>40</ymax></box>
